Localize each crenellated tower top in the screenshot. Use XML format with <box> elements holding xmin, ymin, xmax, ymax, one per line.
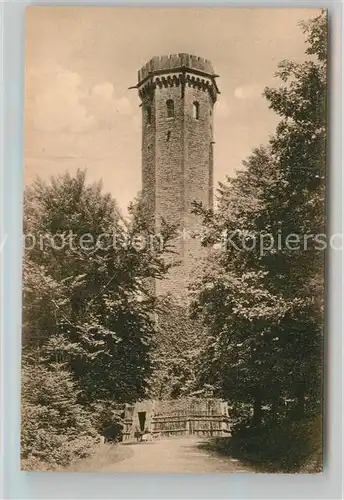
<box><xmin>134</xmin><ymin>53</ymin><xmax>220</xmax><ymax>103</ymax></box>
<box><xmin>138</xmin><ymin>53</ymin><xmax>216</xmax><ymax>81</ymax></box>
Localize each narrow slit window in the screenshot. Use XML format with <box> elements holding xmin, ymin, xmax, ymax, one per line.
<box><xmin>166</xmin><ymin>99</ymin><xmax>174</xmax><ymax>118</ymax></box>
<box><xmin>193</xmin><ymin>101</ymin><xmax>200</xmax><ymax>119</ymax></box>
<box><xmin>146</xmin><ymin>106</ymin><xmax>152</xmax><ymax>124</ymax></box>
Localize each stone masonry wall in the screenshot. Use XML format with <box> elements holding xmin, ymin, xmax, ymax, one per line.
<box><xmin>183</xmin><ymin>80</ymin><xmax>214</xmax><ymax>286</ymax></box>
<box><xmin>139</xmin><ymin>54</ymin><xmax>218</xmax><ymax>297</ymax></box>
<box><xmin>141</xmin><ymin>94</ymin><xmax>156</xmax><ymax>226</ymax></box>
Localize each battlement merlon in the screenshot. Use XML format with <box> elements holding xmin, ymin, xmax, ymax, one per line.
<box><xmin>134</xmin><ymin>53</ymin><xmax>220</xmax><ymax>94</ymax></box>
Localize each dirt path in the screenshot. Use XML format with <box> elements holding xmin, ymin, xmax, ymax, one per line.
<box><xmin>99</xmin><ymin>437</ymin><xmax>252</xmax><ymax>473</ymax></box>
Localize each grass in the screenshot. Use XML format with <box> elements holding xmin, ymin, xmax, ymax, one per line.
<box><xmin>63</xmin><ymin>443</ymin><xmax>134</xmax><ymax>472</ymax></box>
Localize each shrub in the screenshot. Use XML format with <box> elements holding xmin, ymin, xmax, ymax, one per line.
<box><xmin>21</xmin><ymin>361</ymin><xmax>99</xmax><ymax>470</ymax></box>
<box><xmin>227</xmin><ymin>414</ymin><xmax>323</xmax><ymax>472</ymax></box>
<box><xmin>90</xmin><ymin>400</ymin><xmax>124</xmax><ymax>442</ymax></box>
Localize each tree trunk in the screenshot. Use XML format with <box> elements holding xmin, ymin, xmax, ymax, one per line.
<box><xmin>252</xmin><ymin>393</ymin><xmax>262</xmax><ymax>427</ymax></box>
<box><xmin>271</xmin><ymin>398</ymin><xmax>279</xmax><ymax>422</ymax></box>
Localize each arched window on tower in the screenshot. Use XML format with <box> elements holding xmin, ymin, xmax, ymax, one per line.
<box><xmin>193</xmin><ymin>101</ymin><xmax>200</xmax><ymax>119</ymax></box>
<box><xmin>166</xmin><ymin>99</ymin><xmax>174</xmax><ymax>118</ymax></box>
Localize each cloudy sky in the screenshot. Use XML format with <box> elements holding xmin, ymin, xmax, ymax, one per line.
<box><xmin>25</xmin><ymin>6</ymin><xmax>320</xmax><ymax>215</ymax></box>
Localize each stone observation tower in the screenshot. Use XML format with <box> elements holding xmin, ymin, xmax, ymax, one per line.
<box><xmin>135</xmin><ymin>53</ymin><xmax>219</xmax><ymax>296</ymax></box>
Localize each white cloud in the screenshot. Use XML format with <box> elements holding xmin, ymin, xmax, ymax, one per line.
<box><xmin>26</xmin><ymin>64</ymin><xmax>133</xmax><ymax>133</ymax></box>
<box><xmin>116</xmin><ymin>97</ymin><xmax>132</xmax><ymax>116</ymax></box>
<box><xmin>91</xmin><ymin>82</ymin><xmax>114</xmax><ymax>99</ymax></box>
<box><xmin>27</xmin><ymin>64</ymin><xmax>96</xmax><ymax>133</ymax></box>
<box><xmin>234</xmin><ymin>84</ymin><xmax>263</xmax><ymax>100</ymax></box>
<box><xmin>91</xmin><ymin>82</ymin><xmax>132</xmax><ymax>114</ymax></box>
<box><xmin>132</xmin><ymin>114</ymin><xmax>141</xmax><ymax>132</ymax></box>
<box><xmin>215</xmin><ymin>99</ymin><xmax>230</xmax><ymax>119</ymax></box>
<box><xmin>86</xmin><ymin>82</ymin><xmax>133</xmax><ymax>126</ymax></box>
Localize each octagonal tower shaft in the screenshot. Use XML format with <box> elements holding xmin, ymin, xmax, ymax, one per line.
<box><xmin>136</xmin><ymin>53</ymin><xmax>219</xmax><ymax>297</ymax></box>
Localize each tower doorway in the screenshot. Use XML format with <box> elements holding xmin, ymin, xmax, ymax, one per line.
<box><xmin>138</xmin><ymin>411</ymin><xmax>146</xmax><ymax>432</ymax></box>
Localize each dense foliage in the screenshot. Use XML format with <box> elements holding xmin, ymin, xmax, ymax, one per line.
<box><xmin>190</xmin><ymin>11</ymin><xmax>326</xmax><ymax>471</ymax></box>
<box><xmin>148</xmin><ymin>294</ymin><xmax>207</xmax><ymax>399</ymax></box>
<box><xmin>21</xmin><ymin>358</ymin><xmax>98</xmax><ymax>470</ymax></box>
<box><xmin>21</xmin><ymin>171</ymin><xmax>173</xmax><ymax>469</ymax></box>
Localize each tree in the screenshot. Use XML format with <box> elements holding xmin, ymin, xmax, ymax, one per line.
<box><xmin>23</xmin><ymin>169</ymin><xmax>174</xmax><ymax>404</ymax></box>
<box><xmin>191</xmin><ymin>150</ymin><xmax>302</xmax><ymax>424</ymax></box>
<box><xmin>191</xmin><ymin>10</ymin><xmax>326</xmax><ymax>439</ymax></box>
<box><xmin>262</xmin><ymin>11</ymin><xmax>326</xmax><ymax>415</ymax></box>
<box><xmin>21</xmin><ymin>358</ymin><xmax>98</xmax><ymax>470</ymax></box>
<box><xmin>148</xmin><ymin>294</ymin><xmax>207</xmax><ymax>399</ymax></box>
<box><xmin>22</xmin><ymin>257</ymin><xmax>71</xmax><ymax>349</ymax></box>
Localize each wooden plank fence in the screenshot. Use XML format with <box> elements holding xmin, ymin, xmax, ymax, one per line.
<box><xmin>122</xmin><ymin>399</ymin><xmax>231</xmax><ymax>441</ymax></box>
